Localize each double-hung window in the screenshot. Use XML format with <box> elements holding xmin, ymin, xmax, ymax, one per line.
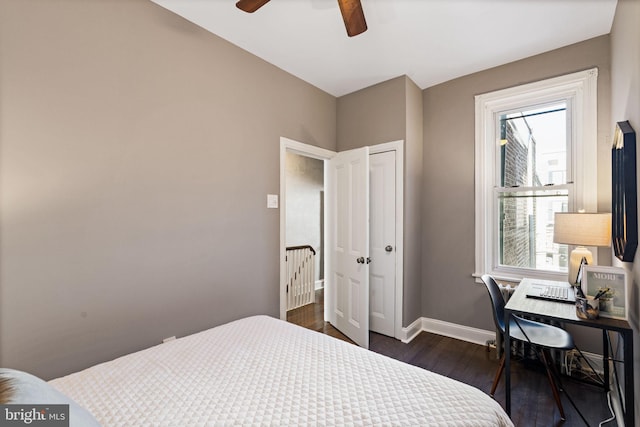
<box><xmin>475</xmin><ymin>69</ymin><xmax>598</xmax><ymax>282</ymax></box>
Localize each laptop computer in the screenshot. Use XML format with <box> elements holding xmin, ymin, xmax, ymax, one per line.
<box><xmin>525</xmin><ymin>281</ymin><xmax>577</xmax><ymax>304</ymax></box>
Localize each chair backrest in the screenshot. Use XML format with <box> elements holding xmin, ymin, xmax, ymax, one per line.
<box><xmin>480</xmin><ymin>274</ymin><xmax>506</xmax><ymax>334</ymax></box>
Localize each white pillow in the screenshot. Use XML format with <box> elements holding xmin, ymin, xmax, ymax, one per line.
<box><xmin>0</xmin><ymin>368</ymin><xmax>101</xmax><ymax>427</ymax></box>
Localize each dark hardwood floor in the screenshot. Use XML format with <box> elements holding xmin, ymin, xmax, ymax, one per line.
<box><xmin>287</xmin><ymin>289</ymin><xmax>614</xmax><ymax>427</ymax></box>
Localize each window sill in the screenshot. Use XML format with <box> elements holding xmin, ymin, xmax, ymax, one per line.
<box><xmin>473</xmin><ymin>269</ymin><xmax>569</xmax><ymax>285</ymax></box>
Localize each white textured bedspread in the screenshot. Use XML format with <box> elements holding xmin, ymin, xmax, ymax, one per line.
<box><xmin>50</xmin><ymin>315</ymin><xmax>513</xmax><ymax>426</ymax></box>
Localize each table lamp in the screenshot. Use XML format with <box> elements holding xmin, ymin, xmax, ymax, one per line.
<box><xmin>553</xmin><ymin>212</ymin><xmax>612</xmax><ymax>285</ymax></box>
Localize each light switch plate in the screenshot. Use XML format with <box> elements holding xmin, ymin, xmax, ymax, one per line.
<box><xmin>267</xmin><ymin>194</ymin><xmax>278</xmax><ymax>209</ymax></box>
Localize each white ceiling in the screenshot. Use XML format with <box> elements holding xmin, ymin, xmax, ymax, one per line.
<box><xmin>151</xmin><ymin>0</ymin><xmax>617</xmax><ymax>97</ymax></box>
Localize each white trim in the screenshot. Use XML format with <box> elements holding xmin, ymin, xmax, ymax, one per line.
<box><xmin>280</xmin><ymin>137</ymin><xmax>336</xmax><ymax>160</ymax></box>
<box><xmin>400</xmin><ymin>317</ymin><xmax>424</xmax><ymax>343</ymax></box>
<box><xmin>401</xmin><ymin>316</ymin><xmax>495</xmax><ymax>345</ymax></box>
<box><xmin>315</xmin><ymin>279</ymin><xmax>324</xmax><ymax>290</ymax></box>
<box><xmin>474</xmin><ymin>68</ymin><xmax>599</xmax><ymax>283</ymax></box>
<box><xmin>279</xmin><ymin>137</ymin><xmax>336</xmax><ymax>321</ymax></box>
<box><xmin>404</xmin><ymin>318</ymin><xmax>609</xmax><ymax>376</ymax></box>
<box><xmin>422</xmin><ymin>318</ymin><xmax>497</xmax><ymax>346</ymax></box>
<box><xmin>369</xmin><ymin>140</ymin><xmax>405</xmax><ymax>340</ymax></box>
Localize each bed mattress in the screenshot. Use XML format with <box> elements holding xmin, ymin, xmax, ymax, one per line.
<box><xmin>50</xmin><ymin>315</ymin><xmax>513</xmax><ymax>426</ymax></box>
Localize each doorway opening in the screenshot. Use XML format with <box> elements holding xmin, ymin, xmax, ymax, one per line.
<box><xmin>284</xmin><ymin>151</ymin><xmax>324</xmax><ymax>312</ymax></box>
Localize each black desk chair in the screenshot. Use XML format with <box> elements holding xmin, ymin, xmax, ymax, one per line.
<box><xmin>481</xmin><ymin>274</ymin><xmax>575</xmax><ymax>420</ymax></box>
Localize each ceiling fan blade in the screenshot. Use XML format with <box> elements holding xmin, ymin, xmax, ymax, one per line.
<box><xmin>236</xmin><ymin>0</ymin><xmax>271</xmax><ymax>13</ymax></box>
<box><xmin>337</xmin><ymin>0</ymin><xmax>367</xmax><ymax>37</ymax></box>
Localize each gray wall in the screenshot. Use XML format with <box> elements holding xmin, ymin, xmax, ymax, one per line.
<box><xmin>403</xmin><ymin>78</ymin><xmax>424</xmax><ymax>325</ymax></box>
<box><xmin>610</xmin><ymin>0</ymin><xmax>640</xmax><ymax>423</ymax></box>
<box><xmin>422</xmin><ymin>36</ymin><xmax>612</xmax><ymax>339</ymax></box>
<box><xmin>337</xmin><ymin>76</ymin><xmax>407</xmax><ymax>151</ymax></box>
<box><xmin>336</xmin><ymin>76</ymin><xmax>424</xmax><ymax>325</ymax></box>
<box><xmin>0</xmin><ymin>0</ymin><xmax>336</xmax><ymax>380</ymax></box>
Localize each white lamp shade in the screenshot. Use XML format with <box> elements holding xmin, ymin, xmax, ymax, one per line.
<box><xmin>554</xmin><ymin>212</ymin><xmax>612</xmax><ymax>284</ymax></box>
<box><xmin>553</xmin><ymin>213</ymin><xmax>611</xmax><ymax>247</ymax></box>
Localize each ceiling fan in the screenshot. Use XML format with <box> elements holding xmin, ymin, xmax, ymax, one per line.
<box><xmin>235</xmin><ymin>0</ymin><xmax>368</xmax><ymax>37</ymax></box>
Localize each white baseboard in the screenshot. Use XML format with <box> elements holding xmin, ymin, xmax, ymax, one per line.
<box><xmin>400</xmin><ymin>318</ymin><xmax>424</xmax><ymax>343</ymax></box>
<box><xmin>315</xmin><ymin>280</ymin><xmax>324</xmax><ymax>290</ymax></box>
<box><xmin>400</xmin><ymin>318</ymin><xmax>606</xmax><ymax>370</ymax></box>
<box><xmin>401</xmin><ymin>316</ymin><xmax>495</xmax><ymax>345</ymax></box>
<box><xmin>422</xmin><ymin>317</ymin><xmax>496</xmax><ymax>346</ymax></box>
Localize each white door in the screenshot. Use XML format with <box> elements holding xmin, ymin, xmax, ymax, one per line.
<box><xmin>327</xmin><ymin>147</ymin><xmax>370</xmax><ymax>348</ymax></box>
<box><xmin>369</xmin><ymin>151</ymin><xmax>396</xmax><ymax>337</ymax></box>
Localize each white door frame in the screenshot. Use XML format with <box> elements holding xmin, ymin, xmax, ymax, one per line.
<box><xmin>279</xmin><ymin>137</ymin><xmax>335</xmax><ymax>321</ymax></box>
<box><xmin>279</xmin><ymin>137</ymin><xmax>404</xmax><ymax>340</ymax></box>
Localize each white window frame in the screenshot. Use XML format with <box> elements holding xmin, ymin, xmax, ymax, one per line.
<box><xmin>474</xmin><ymin>68</ymin><xmax>598</xmax><ymax>282</ymax></box>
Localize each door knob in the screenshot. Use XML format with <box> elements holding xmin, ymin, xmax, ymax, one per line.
<box><xmin>356</xmin><ymin>257</ymin><xmax>365</xmax><ymax>264</ymax></box>
<box><xmin>385</xmin><ymin>245</ymin><xmax>393</xmax><ymax>252</ymax></box>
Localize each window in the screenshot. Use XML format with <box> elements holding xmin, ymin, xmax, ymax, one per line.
<box><xmin>475</xmin><ymin>69</ymin><xmax>598</xmax><ymax>282</ymax></box>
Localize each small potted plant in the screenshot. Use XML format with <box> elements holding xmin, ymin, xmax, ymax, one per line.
<box><xmin>596</xmin><ymin>287</ymin><xmax>615</xmax><ymax>312</ymax></box>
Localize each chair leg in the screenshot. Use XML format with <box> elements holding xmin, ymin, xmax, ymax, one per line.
<box><xmin>490</xmin><ymin>354</ymin><xmax>505</xmax><ymax>397</ymax></box>
<box><xmin>540</xmin><ymin>349</ymin><xmax>566</xmax><ymax>421</ymax></box>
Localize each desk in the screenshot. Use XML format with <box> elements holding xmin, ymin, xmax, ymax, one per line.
<box><xmin>504</xmin><ymin>278</ymin><xmax>635</xmax><ymax>426</ymax></box>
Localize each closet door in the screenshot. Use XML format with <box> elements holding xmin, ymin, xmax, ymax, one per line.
<box><xmin>369</xmin><ymin>150</ymin><xmax>396</xmax><ymax>337</ymax></box>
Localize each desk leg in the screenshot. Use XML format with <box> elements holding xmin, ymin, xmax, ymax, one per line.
<box><xmin>602</xmin><ymin>330</ymin><xmax>610</xmax><ymax>392</ymax></box>
<box><xmin>623</xmin><ymin>329</ymin><xmax>634</xmax><ymax>427</ymax></box>
<box><xmin>505</xmin><ymin>311</ymin><xmax>511</xmax><ymax>416</ymax></box>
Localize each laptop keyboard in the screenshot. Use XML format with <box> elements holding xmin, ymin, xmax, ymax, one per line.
<box><xmin>540</xmin><ymin>285</ymin><xmax>570</xmax><ymax>300</ymax></box>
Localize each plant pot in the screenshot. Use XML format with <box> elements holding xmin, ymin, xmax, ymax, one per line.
<box><xmin>599</xmin><ymin>297</ymin><xmax>614</xmax><ymax>313</ymax></box>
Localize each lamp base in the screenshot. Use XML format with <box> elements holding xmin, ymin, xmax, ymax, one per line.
<box><xmin>568</xmin><ymin>246</ymin><xmax>593</xmax><ymax>285</ymax></box>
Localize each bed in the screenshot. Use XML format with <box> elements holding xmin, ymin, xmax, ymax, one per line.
<box><xmin>3</xmin><ymin>315</ymin><xmax>513</xmax><ymax>426</ymax></box>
